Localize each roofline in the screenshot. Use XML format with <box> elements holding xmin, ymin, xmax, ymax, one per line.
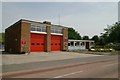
<box><xmin>21</xmin><ymin>19</ymin><xmax>43</xmax><ymax>24</ymax></box>
<box><xmin>21</xmin><ymin>19</ymin><xmax>68</xmax><ymax>28</ymax></box>
<box><xmin>52</xmin><ymin>24</ymin><xmax>68</xmax><ymax>28</ymax></box>
<box><xmin>6</xmin><ymin>19</ymin><xmax>68</xmax><ymax>30</ymax></box>
<box><xmin>68</xmin><ymin>39</ymin><xmax>94</xmax><ymax>42</ymax></box>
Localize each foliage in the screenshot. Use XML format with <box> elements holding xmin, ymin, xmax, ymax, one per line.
<box><xmin>92</xmin><ymin>22</ymin><xmax>120</xmax><ymax>50</ymax></box>
<box><xmin>101</xmin><ymin>22</ymin><xmax>120</xmax><ymax>44</ymax></box>
<box><xmin>91</xmin><ymin>35</ymin><xmax>99</xmax><ymax>44</ymax></box>
<box><xmin>68</xmin><ymin>27</ymin><xmax>81</xmax><ymax>40</ymax></box>
<box><xmin>0</xmin><ymin>33</ymin><xmax>5</xmax><ymax>44</ymax></box>
<box><xmin>82</xmin><ymin>36</ymin><xmax>89</xmax><ymax>40</ymax></box>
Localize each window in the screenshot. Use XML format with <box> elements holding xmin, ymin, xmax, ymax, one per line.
<box><xmin>55</xmin><ymin>43</ymin><xmax>57</xmax><ymax>45</ymax></box>
<box><xmin>51</xmin><ymin>29</ymin><xmax>54</xmax><ymax>33</ymax></box>
<box><xmin>55</xmin><ymin>30</ymin><xmax>58</xmax><ymax>33</ymax></box>
<box><xmin>58</xmin><ymin>30</ymin><xmax>62</xmax><ymax>34</ymax></box>
<box><xmin>41</xmin><ymin>43</ymin><xmax>44</xmax><ymax>45</ymax></box>
<box><xmin>91</xmin><ymin>42</ymin><xmax>94</xmax><ymax>45</ymax></box>
<box><xmin>81</xmin><ymin>42</ymin><xmax>85</xmax><ymax>46</ymax></box>
<box><xmin>42</xmin><ymin>27</ymin><xmax>46</xmax><ymax>32</ymax></box>
<box><xmin>68</xmin><ymin>43</ymin><xmax>70</xmax><ymax>46</ymax></box>
<box><xmin>75</xmin><ymin>42</ymin><xmax>79</xmax><ymax>46</ymax></box>
<box><xmin>36</xmin><ymin>43</ymin><xmax>40</xmax><ymax>45</ymax></box>
<box><xmin>31</xmin><ymin>25</ymin><xmax>46</xmax><ymax>32</ymax></box>
<box><xmin>51</xmin><ymin>28</ymin><xmax>62</xmax><ymax>34</ymax></box>
<box><xmin>70</xmin><ymin>42</ymin><xmax>74</xmax><ymax>46</ymax></box>
<box><xmin>37</xmin><ymin>27</ymin><xmax>41</xmax><ymax>32</ymax></box>
<box><xmin>31</xmin><ymin>43</ymin><xmax>35</xmax><ymax>45</ymax></box>
<box><xmin>75</xmin><ymin>43</ymin><xmax>77</xmax><ymax>46</ymax></box>
<box><xmin>31</xmin><ymin>27</ymin><xmax>36</xmax><ymax>31</ymax></box>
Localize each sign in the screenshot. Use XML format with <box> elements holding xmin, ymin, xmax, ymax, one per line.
<box><xmin>21</xmin><ymin>38</ymin><xmax>27</xmax><ymax>45</ymax></box>
<box><xmin>64</xmin><ymin>42</ymin><xmax>67</xmax><ymax>46</ymax></box>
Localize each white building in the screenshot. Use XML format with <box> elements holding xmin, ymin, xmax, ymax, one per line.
<box><xmin>68</xmin><ymin>39</ymin><xmax>94</xmax><ymax>51</ymax></box>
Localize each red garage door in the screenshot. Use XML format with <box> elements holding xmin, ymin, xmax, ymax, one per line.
<box><xmin>51</xmin><ymin>35</ymin><xmax>62</xmax><ymax>51</ymax></box>
<box><xmin>30</xmin><ymin>33</ymin><xmax>46</xmax><ymax>52</ymax></box>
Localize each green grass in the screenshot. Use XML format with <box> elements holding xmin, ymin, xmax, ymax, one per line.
<box><xmin>72</xmin><ymin>50</ymin><xmax>119</xmax><ymax>55</ymax></box>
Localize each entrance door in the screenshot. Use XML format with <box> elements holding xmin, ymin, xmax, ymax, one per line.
<box><xmin>86</xmin><ymin>42</ymin><xmax>90</xmax><ymax>49</ymax></box>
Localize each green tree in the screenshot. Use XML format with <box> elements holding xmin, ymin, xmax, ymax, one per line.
<box><xmin>82</xmin><ymin>36</ymin><xmax>89</xmax><ymax>40</ymax></box>
<box><xmin>101</xmin><ymin>22</ymin><xmax>120</xmax><ymax>44</ymax></box>
<box><xmin>68</xmin><ymin>28</ymin><xmax>81</xmax><ymax>40</ymax></box>
<box><xmin>0</xmin><ymin>33</ymin><xmax>5</xmax><ymax>44</ymax></box>
<box><xmin>91</xmin><ymin>35</ymin><xmax>99</xmax><ymax>44</ymax></box>
<box><xmin>108</xmin><ymin>22</ymin><xmax>120</xmax><ymax>43</ymax></box>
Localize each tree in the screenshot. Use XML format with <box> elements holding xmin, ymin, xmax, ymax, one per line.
<box><xmin>101</xmin><ymin>22</ymin><xmax>120</xmax><ymax>44</ymax></box>
<box><xmin>0</xmin><ymin>33</ymin><xmax>5</xmax><ymax>44</ymax></box>
<box><xmin>91</xmin><ymin>35</ymin><xmax>99</xmax><ymax>44</ymax></box>
<box><xmin>108</xmin><ymin>22</ymin><xmax>120</xmax><ymax>43</ymax></box>
<box><xmin>82</xmin><ymin>36</ymin><xmax>89</xmax><ymax>40</ymax></box>
<box><xmin>68</xmin><ymin>28</ymin><xmax>81</xmax><ymax>40</ymax></box>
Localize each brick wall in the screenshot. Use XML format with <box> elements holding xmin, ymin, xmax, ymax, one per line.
<box><xmin>21</xmin><ymin>21</ymin><xmax>30</xmax><ymax>53</ymax></box>
<box><xmin>5</xmin><ymin>20</ymin><xmax>21</xmax><ymax>53</ymax></box>
<box><xmin>46</xmin><ymin>25</ymin><xmax>51</xmax><ymax>52</ymax></box>
<box><xmin>5</xmin><ymin>19</ymin><xmax>68</xmax><ymax>53</ymax></box>
<box><xmin>62</xmin><ymin>27</ymin><xmax>68</xmax><ymax>51</ymax></box>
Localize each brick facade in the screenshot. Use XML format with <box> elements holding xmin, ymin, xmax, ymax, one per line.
<box><xmin>62</xmin><ymin>27</ymin><xmax>68</xmax><ymax>51</ymax></box>
<box><xmin>21</xmin><ymin>21</ymin><xmax>31</xmax><ymax>53</ymax></box>
<box><xmin>5</xmin><ymin>19</ymin><xmax>68</xmax><ymax>53</ymax></box>
<box><xmin>46</xmin><ymin>25</ymin><xmax>51</xmax><ymax>52</ymax></box>
<box><xmin>5</xmin><ymin>20</ymin><xmax>21</xmax><ymax>53</ymax></box>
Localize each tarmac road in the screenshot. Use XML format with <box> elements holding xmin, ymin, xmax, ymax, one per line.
<box><xmin>12</xmin><ymin>59</ymin><xmax>118</xmax><ymax>78</ymax></box>
<box><xmin>2</xmin><ymin>55</ymin><xmax>118</xmax><ymax>78</ymax></box>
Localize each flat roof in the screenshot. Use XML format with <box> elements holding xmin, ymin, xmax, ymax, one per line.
<box><xmin>68</xmin><ymin>39</ymin><xmax>94</xmax><ymax>42</ymax></box>
<box><xmin>21</xmin><ymin>19</ymin><xmax>68</xmax><ymax>28</ymax></box>
<box><xmin>6</xmin><ymin>19</ymin><xmax>68</xmax><ymax>30</ymax></box>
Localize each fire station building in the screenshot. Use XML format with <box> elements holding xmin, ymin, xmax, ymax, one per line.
<box><xmin>5</xmin><ymin>19</ymin><xmax>68</xmax><ymax>53</ymax></box>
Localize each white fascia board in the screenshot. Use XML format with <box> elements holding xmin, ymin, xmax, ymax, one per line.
<box><xmin>68</xmin><ymin>39</ymin><xmax>94</xmax><ymax>42</ymax></box>
<box><xmin>30</xmin><ymin>31</ymin><xmax>47</xmax><ymax>34</ymax></box>
<box><xmin>51</xmin><ymin>33</ymin><xmax>63</xmax><ymax>36</ymax></box>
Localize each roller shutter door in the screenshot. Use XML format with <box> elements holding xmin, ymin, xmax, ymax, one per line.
<box><xmin>30</xmin><ymin>33</ymin><xmax>46</xmax><ymax>52</ymax></box>
<box><xmin>51</xmin><ymin>35</ymin><xmax>62</xmax><ymax>51</ymax></box>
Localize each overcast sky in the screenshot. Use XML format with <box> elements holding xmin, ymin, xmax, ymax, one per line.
<box><xmin>2</xmin><ymin>2</ymin><xmax>118</xmax><ymax>37</ymax></box>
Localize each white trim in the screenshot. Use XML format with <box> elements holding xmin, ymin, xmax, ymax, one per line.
<box><xmin>30</xmin><ymin>31</ymin><xmax>47</xmax><ymax>34</ymax></box>
<box><xmin>51</xmin><ymin>33</ymin><xmax>63</xmax><ymax>36</ymax></box>
<box><xmin>30</xmin><ymin>31</ymin><xmax>63</xmax><ymax>35</ymax></box>
<box><xmin>68</xmin><ymin>39</ymin><xmax>94</xmax><ymax>42</ymax></box>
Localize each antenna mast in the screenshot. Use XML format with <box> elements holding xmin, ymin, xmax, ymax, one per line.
<box><xmin>58</xmin><ymin>13</ymin><xmax>60</xmax><ymax>26</ymax></box>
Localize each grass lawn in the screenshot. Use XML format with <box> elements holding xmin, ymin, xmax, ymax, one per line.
<box><xmin>72</xmin><ymin>50</ymin><xmax>120</xmax><ymax>55</ymax></box>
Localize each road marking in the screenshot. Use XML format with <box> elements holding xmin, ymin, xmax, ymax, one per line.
<box><xmin>53</xmin><ymin>71</ymin><xmax>83</xmax><ymax>78</ymax></box>
<box><xmin>102</xmin><ymin>63</ymin><xmax>118</xmax><ymax>67</ymax></box>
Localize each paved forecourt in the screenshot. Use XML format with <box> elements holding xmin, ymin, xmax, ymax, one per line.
<box><xmin>2</xmin><ymin>51</ymin><xmax>102</xmax><ymax>65</ymax></box>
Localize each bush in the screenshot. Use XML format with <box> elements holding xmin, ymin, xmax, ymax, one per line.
<box><xmin>112</xmin><ymin>43</ymin><xmax>120</xmax><ymax>50</ymax></box>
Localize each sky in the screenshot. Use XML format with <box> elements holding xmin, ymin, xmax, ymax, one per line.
<box><xmin>1</xmin><ymin>1</ymin><xmax>118</xmax><ymax>38</ymax></box>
